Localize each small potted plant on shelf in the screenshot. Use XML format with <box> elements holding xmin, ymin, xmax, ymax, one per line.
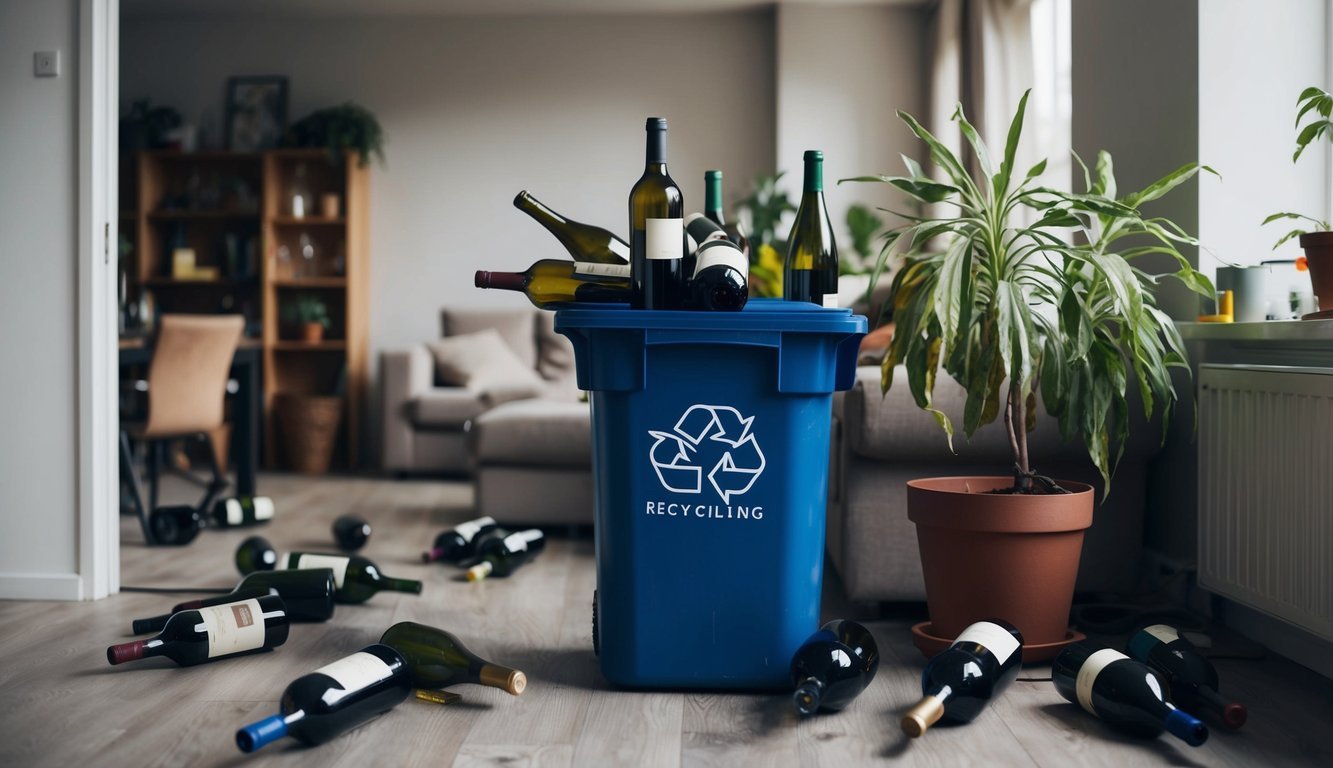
<box><xmin>285</xmin><ymin>102</ymin><xmax>386</xmax><ymax>168</ymax></box>
<box><xmin>1263</xmin><ymin>86</ymin><xmax>1333</xmax><ymax>316</ymax></box>
<box><xmin>284</xmin><ymin>294</ymin><xmax>331</xmax><ymax>343</ymax></box>
<box><xmin>845</xmin><ymin>90</ymin><xmax>1214</xmax><ymax>659</ymax></box>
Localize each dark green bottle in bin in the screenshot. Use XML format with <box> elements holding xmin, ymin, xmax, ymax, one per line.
<box><xmin>557</xmin><ymin>300</ymin><xmax>864</xmax><ymax>688</ymax></box>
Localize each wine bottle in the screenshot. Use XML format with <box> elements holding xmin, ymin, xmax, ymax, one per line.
<box><xmin>703</xmin><ymin>169</ymin><xmax>750</xmax><ymax>256</ymax></box>
<box><xmin>422</xmin><ymin>515</ymin><xmax>499</xmax><ymax>564</ymax></box>
<box><xmin>278</xmin><ymin>551</ymin><xmax>423</xmax><ymax>604</ymax></box>
<box><xmin>783</xmin><ymin>150</ymin><xmax>840</xmax><ymax>306</ymax></box>
<box><xmin>629</xmin><ymin>117</ymin><xmax>685</xmax><ymax>310</ymax></box>
<box><xmin>211</xmin><ymin>496</ymin><xmax>275</xmax><ymax>527</ymax></box>
<box><xmin>236</xmin><ymin>643</ymin><xmax>412</xmax><ymax>752</ymax></box>
<box><xmin>465</xmin><ymin>529</ymin><xmax>546</xmax><ymax>582</ymax></box>
<box><xmin>475</xmin><ymin>259</ymin><xmax>632</xmax><ymax>309</ymax></box>
<box><xmin>901</xmin><ymin>619</ymin><xmax>1023</xmax><ymax>737</ymax></box>
<box><xmin>1052</xmin><ymin>642</ymin><xmax>1209</xmax><ymax>746</ymax></box>
<box><xmin>107</xmin><ymin>595</ymin><xmax>289</xmax><ymax>667</ymax></box>
<box><xmin>513</xmin><ymin>190</ymin><xmax>630</xmax><ymax>265</ymax></box>
<box><xmin>690</xmin><ymin>239</ymin><xmax>749</xmax><ymax>312</ymax></box>
<box><xmin>380</xmin><ymin>621</ymin><xmax>527</xmax><ymax>695</ymax></box>
<box><xmin>146</xmin><ymin>504</ymin><xmax>205</xmax><ymax>546</ymax></box>
<box><xmin>131</xmin><ymin>569</ymin><xmax>337</xmax><ymax>634</ymax></box>
<box><xmin>685</xmin><ymin>212</ymin><xmax>730</xmax><ymax>252</ymax></box>
<box><xmin>790</xmin><ymin>619</ymin><xmax>880</xmax><ymax>715</ymax></box>
<box><xmin>332</xmin><ymin>515</ymin><xmax>372</xmax><ymax>551</ymax></box>
<box><xmin>236</xmin><ymin>535</ymin><xmax>278</xmax><ymax>575</ymax></box>
<box><xmin>1127</xmin><ymin>625</ymin><xmax>1247</xmax><ymax>729</ymax></box>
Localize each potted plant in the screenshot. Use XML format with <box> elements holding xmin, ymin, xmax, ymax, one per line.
<box><xmin>1263</xmin><ymin>86</ymin><xmax>1332</xmax><ymax>314</ymax></box>
<box><xmin>284</xmin><ymin>294</ymin><xmax>331</xmax><ymax>343</ymax></box>
<box><xmin>845</xmin><ymin>91</ymin><xmax>1213</xmax><ymax>655</ymax></box>
<box><xmin>285</xmin><ymin>102</ymin><xmax>386</xmax><ymax>168</ymax></box>
<box><xmin>734</xmin><ymin>171</ymin><xmax>796</xmax><ymax>298</ymax></box>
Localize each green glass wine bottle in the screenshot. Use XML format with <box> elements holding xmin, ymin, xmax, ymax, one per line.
<box><xmin>379</xmin><ymin>621</ymin><xmax>527</xmax><ymax>696</ymax></box>
<box><xmin>629</xmin><ymin>117</ymin><xmax>685</xmax><ymax>309</ymax></box>
<box><xmin>475</xmin><ymin>259</ymin><xmax>631</xmax><ymax>309</ymax></box>
<box><xmin>465</xmin><ymin>529</ymin><xmax>545</xmax><ymax>581</ymax></box>
<box><xmin>236</xmin><ymin>535</ymin><xmax>278</xmax><ymax>575</ymax></box>
<box><xmin>783</xmin><ymin>150</ymin><xmax>840</xmax><ymax>306</ymax></box>
<box><xmin>514</xmin><ymin>191</ymin><xmax>630</xmax><ymax>265</ymax></box>
<box><xmin>278</xmin><ymin>551</ymin><xmax>422</xmax><ymax>604</ymax></box>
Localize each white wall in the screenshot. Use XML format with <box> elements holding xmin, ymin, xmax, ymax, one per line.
<box><xmin>0</xmin><ymin>0</ymin><xmax>82</xmax><ymax>597</ymax></box>
<box><xmin>120</xmin><ymin>11</ymin><xmax>777</xmax><ymax>357</ymax></box>
<box><xmin>775</xmin><ymin>2</ymin><xmax>927</xmax><ymax>271</ymax></box>
<box><xmin>1199</xmin><ymin>0</ymin><xmax>1330</xmax><ymax>272</ymax></box>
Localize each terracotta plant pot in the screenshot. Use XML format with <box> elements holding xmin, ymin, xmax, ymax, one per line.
<box><xmin>907</xmin><ymin>476</ymin><xmax>1093</xmax><ymax>650</ymax></box>
<box><xmin>301</xmin><ymin>322</ymin><xmax>326</xmax><ymax>343</ymax></box>
<box><xmin>1299</xmin><ymin>231</ymin><xmax>1333</xmax><ymax>311</ymax></box>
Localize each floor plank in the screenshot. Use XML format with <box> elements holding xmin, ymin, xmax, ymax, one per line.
<box><xmin>1</xmin><ymin>474</ymin><xmax>1331</xmax><ymax>767</ymax></box>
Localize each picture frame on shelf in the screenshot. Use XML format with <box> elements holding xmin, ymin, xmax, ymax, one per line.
<box><xmin>225</xmin><ymin>75</ymin><xmax>288</xmax><ymax>151</ymax></box>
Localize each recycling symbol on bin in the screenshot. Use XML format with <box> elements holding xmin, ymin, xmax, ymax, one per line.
<box><xmin>648</xmin><ymin>405</ymin><xmax>767</xmax><ymax>504</ymax></box>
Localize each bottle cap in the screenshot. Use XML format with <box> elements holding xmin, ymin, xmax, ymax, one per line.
<box><xmin>901</xmin><ymin>695</ymin><xmax>945</xmax><ymax>737</ymax></box>
<box><xmin>106</xmin><ymin>640</ymin><xmax>146</xmax><ymax>665</ymax></box>
<box><xmin>804</xmin><ymin>150</ymin><xmax>824</xmax><ymax>162</ymax></box>
<box><xmin>705</xmin><ymin>169</ymin><xmax>722</xmax><ymax>181</ymax></box>
<box><xmin>646</xmin><ymin>117</ymin><xmax>668</xmax><ymax>130</ymax></box>
<box><xmin>466</xmin><ymin>561</ymin><xmax>494</xmax><ymax>582</ymax></box>
<box><xmin>236</xmin><ymin>715</ymin><xmax>288</xmax><ymax>753</ymax></box>
<box><xmin>1222</xmin><ymin>702</ymin><xmax>1247</xmax><ymax>730</ymax></box>
<box><xmin>1164</xmin><ymin>708</ymin><xmax>1209</xmax><ymax>747</ymax></box>
<box><xmin>480</xmin><ymin>664</ymin><xmax>528</xmax><ymax>696</ymax></box>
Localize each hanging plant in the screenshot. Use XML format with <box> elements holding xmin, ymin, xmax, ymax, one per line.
<box><xmin>285</xmin><ymin>102</ymin><xmax>386</xmax><ymax>168</ymax></box>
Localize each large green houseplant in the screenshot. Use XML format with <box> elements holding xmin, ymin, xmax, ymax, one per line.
<box><xmin>846</xmin><ymin>90</ymin><xmax>1213</xmax><ymax>655</ymax></box>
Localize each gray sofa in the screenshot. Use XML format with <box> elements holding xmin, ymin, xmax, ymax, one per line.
<box><xmin>828</xmin><ymin>365</ymin><xmax>1159</xmax><ymax>603</ymax></box>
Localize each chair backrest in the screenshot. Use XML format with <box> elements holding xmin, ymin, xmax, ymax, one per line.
<box><xmin>142</xmin><ymin>314</ymin><xmax>244</xmax><ymax>437</ymax></box>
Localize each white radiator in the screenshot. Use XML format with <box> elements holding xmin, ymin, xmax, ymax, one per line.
<box><xmin>1198</xmin><ymin>364</ymin><xmax>1333</xmax><ymax>642</ymax></box>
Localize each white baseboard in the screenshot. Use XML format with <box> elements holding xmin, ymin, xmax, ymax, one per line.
<box><xmin>0</xmin><ymin>572</ymin><xmax>84</xmax><ymax>601</ymax></box>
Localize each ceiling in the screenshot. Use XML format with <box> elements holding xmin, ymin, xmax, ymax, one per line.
<box><xmin>122</xmin><ymin>0</ymin><xmax>925</xmax><ymax>20</ymax></box>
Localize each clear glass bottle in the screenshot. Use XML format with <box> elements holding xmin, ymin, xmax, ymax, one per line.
<box><xmin>290</xmin><ymin>163</ymin><xmax>311</xmax><ymax>219</ymax></box>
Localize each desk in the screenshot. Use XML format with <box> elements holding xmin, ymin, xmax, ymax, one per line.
<box><xmin>118</xmin><ymin>338</ymin><xmax>262</xmax><ymax>497</ymax></box>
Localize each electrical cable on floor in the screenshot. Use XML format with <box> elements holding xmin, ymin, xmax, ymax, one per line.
<box><xmin>121</xmin><ymin>585</ymin><xmax>233</xmax><ymax>594</ymax></box>
<box><xmin>1017</xmin><ymin>677</ymin><xmax>1053</xmax><ymax>682</ymax></box>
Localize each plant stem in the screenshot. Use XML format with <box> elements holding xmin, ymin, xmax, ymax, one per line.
<box><xmin>1006</xmin><ymin>384</ymin><xmax>1031</xmax><ymax>483</ymax></box>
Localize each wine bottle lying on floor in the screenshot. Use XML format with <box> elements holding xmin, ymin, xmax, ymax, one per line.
<box><xmin>278</xmin><ymin>551</ymin><xmax>423</xmax><ymax>603</ymax></box>
<box><xmin>380</xmin><ymin>621</ymin><xmax>527</xmax><ymax>696</ymax></box>
<box><xmin>790</xmin><ymin>619</ymin><xmax>880</xmax><ymax>715</ymax></box>
<box><xmin>236</xmin><ymin>643</ymin><xmax>412</xmax><ymax>752</ymax></box>
<box><xmin>108</xmin><ymin>595</ymin><xmax>289</xmax><ymax>667</ymax></box>
<box><xmin>901</xmin><ymin>619</ymin><xmax>1023</xmax><ymax>737</ymax></box>
<box><xmin>422</xmin><ymin>515</ymin><xmax>499</xmax><ymax>564</ymax></box>
<box><xmin>130</xmin><ymin>569</ymin><xmax>337</xmax><ymax>634</ymax></box>
<box><xmin>211</xmin><ymin>496</ymin><xmax>275</xmax><ymax>527</ymax></box>
<box><xmin>1053</xmin><ymin>642</ymin><xmax>1209</xmax><ymax>746</ymax></box>
<box><xmin>235</xmin><ymin>535</ymin><xmax>278</xmax><ymax>575</ymax></box>
<box><xmin>465</xmin><ymin>529</ymin><xmax>546</xmax><ymax>581</ymax></box>
<box><xmin>1127</xmin><ymin>624</ymin><xmax>1247</xmax><ymax>729</ymax></box>
<box><xmin>331</xmin><ymin>515</ymin><xmax>372</xmax><ymax>551</ymax></box>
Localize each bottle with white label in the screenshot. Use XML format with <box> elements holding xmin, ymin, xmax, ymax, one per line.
<box><xmin>422</xmin><ymin>516</ymin><xmax>500</xmax><ymax>564</ymax></box>
<box><xmin>130</xmin><ymin>569</ymin><xmax>337</xmax><ymax>635</ymax></box>
<box><xmin>475</xmin><ymin>259</ymin><xmax>632</xmax><ymax>309</ymax></box>
<box><xmin>235</xmin><ymin>643</ymin><xmax>412</xmax><ymax>752</ymax></box>
<box><xmin>783</xmin><ymin>150</ymin><xmax>840</xmax><ymax>306</ymax></box>
<box><xmin>901</xmin><ymin>618</ymin><xmax>1023</xmax><ymax>737</ymax></box>
<box><xmin>107</xmin><ymin>594</ymin><xmax>289</xmax><ymax>667</ymax></box>
<box><xmin>279</xmin><ymin>551</ymin><xmax>423</xmax><ymax>604</ymax></box>
<box><xmin>1126</xmin><ymin>624</ymin><xmax>1247</xmax><ymax>729</ymax></box>
<box><xmin>1052</xmin><ymin>642</ymin><xmax>1209</xmax><ymax>746</ymax></box>
<box><xmin>629</xmin><ymin>117</ymin><xmax>685</xmax><ymax>310</ymax></box>
<box><xmin>690</xmin><ymin>238</ymin><xmax>749</xmax><ymax>312</ymax></box>
<box><xmin>513</xmin><ymin>190</ymin><xmax>630</xmax><ymax>265</ymax></box>
<box><xmin>210</xmin><ymin>496</ymin><xmax>275</xmax><ymax>528</ymax></box>
<box><xmin>380</xmin><ymin>621</ymin><xmax>527</xmax><ymax>695</ymax></box>
<box><xmin>465</xmin><ymin>528</ymin><xmax>546</xmax><ymax>581</ymax></box>
<box><xmin>790</xmin><ymin>619</ymin><xmax>880</xmax><ymax>715</ymax></box>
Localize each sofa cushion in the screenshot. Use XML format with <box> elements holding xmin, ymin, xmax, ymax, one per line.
<box><xmin>412</xmin><ymin>388</ymin><xmax>489</xmax><ymax>428</ymax></box>
<box><xmin>440</xmin><ymin>308</ymin><xmax>537</xmax><ymax>370</ymax></box>
<box><xmin>426</xmin><ymin>329</ymin><xmax>547</xmax><ymax>399</ymax></box>
<box><xmin>472</xmin><ymin>399</ymin><xmax>592</xmax><ymax>468</ymax></box>
<box><xmin>535</xmin><ymin>311</ymin><xmax>578</xmax><ymax>387</ymax></box>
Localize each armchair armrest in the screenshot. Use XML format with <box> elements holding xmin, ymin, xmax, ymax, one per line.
<box><xmin>380</xmin><ymin>345</ymin><xmax>435</xmax><ymax>470</ymax></box>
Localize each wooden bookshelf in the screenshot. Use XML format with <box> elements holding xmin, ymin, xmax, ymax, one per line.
<box><xmin>120</xmin><ymin>148</ymin><xmax>369</xmax><ymax>472</ymax></box>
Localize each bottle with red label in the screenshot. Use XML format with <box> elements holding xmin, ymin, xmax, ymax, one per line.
<box><xmin>107</xmin><ymin>595</ymin><xmax>289</xmax><ymax>667</ymax></box>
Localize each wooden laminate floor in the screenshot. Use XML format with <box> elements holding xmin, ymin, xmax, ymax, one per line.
<box><xmin>2</xmin><ymin>474</ymin><xmax>1331</xmax><ymax>767</ymax></box>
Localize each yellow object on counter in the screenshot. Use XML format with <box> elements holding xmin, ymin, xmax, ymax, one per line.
<box><xmin>1198</xmin><ymin>290</ymin><xmax>1234</xmax><ymax>322</ymax></box>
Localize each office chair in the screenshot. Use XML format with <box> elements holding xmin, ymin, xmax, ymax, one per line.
<box><xmin>119</xmin><ymin>314</ymin><xmax>243</xmax><ymax>545</ymax></box>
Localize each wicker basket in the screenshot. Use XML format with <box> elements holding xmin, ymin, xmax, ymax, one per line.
<box><xmin>275</xmin><ymin>394</ymin><xmax>343</xmax><ymax>474</ymax></box>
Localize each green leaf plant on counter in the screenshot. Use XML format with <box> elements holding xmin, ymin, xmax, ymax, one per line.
<box><xmin>843</xmin><ymin>89</ymin><xmax>1217</xmax><ymax>495</ymax></box>
<box><xmin>1263</xmin><ymin>86</ymin><xmax>1332</xmax><ymax>249</ymax></box>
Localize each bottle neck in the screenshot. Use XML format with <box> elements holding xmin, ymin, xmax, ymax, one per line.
<box><xmin>645</xmin><ymin>128</ymin><xmax>667</xmax><ymax>167</ymax></box>
<box><xmin>475</xmin><ymin>271</ymin><xmax>528</xmax><ymax>292</ymax></box>
<box><xmin>705</xmin><ymin>172</ymin><xmax>723</xmax><ymax>218</ymax></box>
<box><xmin>793</xmin><ymin>675</ymin><xmax>825</xmax><ymax>716</ymax></box>
<box><xmin>803</xmin><ymin>157</ymin><xmax>824</xmax><ymax>193</ymax></box>
<box><xmin>515</xmin><ymin>191</ymin><xmax>566</xmax><ymax>227</ymax></box>
<box><xmin>901</xmin><ymin>684</ymin><xmax>951</xmax><ymax>737</ymax></box>
<box><xmin>423</xmin><ymin>546</ymin><xmax>445</xmax><ymax>563</ymax></box>
<box><xmin>236</xmin><ymin>710</ymin><xmax>303</xmax><ymax>753</ymax></box>
<box><xmin>383</xmin><ymin>576</ymin><xmax>423</xmax><ymax>594</ymax></box>
<box><xmin>479</xmin><ymin>663</ymin><xmax>528</xmax><ymax>695</ymax></box>
<box><xmin>466</xmin><ymin>560</ymin><xmax>494</xmax><ymax>582</ymax></box>
<box><xmin>1197</xmin><ymin>685</ymin><xmax>1248</xmax><ymax>729</ymax></box>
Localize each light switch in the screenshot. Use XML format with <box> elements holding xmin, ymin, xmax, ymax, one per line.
<box><xmin>34</xmin><ymin>51</ymin><xmax>60</xmax><ymax>77</ymax></box>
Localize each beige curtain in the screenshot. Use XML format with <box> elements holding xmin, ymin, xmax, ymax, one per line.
<box><xmin>927</xmin><ymin>0</ymin><xmax>1037</xmax><ymax>175</ymax></box>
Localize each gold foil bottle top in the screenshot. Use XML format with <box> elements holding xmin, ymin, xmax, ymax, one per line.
<box><xmin>901</xmin><ymin>695</ymin><xmax>945</xmax><ymax>738</ymax></box>
<box><xmin>480</xmin><ymin>664</ymin><xmax>528</xmax><ymax>696</ymax></box>
<box><xmin>466</xmin><ymin>560</ymin><xmax>494</xmax><ymax>582</ymax></box>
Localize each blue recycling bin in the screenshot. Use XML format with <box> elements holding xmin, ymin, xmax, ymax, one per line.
<box><xmin>556</xmin><ymin>299</ymin><xmax>866</xmax><ymax>689</ymax></box>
